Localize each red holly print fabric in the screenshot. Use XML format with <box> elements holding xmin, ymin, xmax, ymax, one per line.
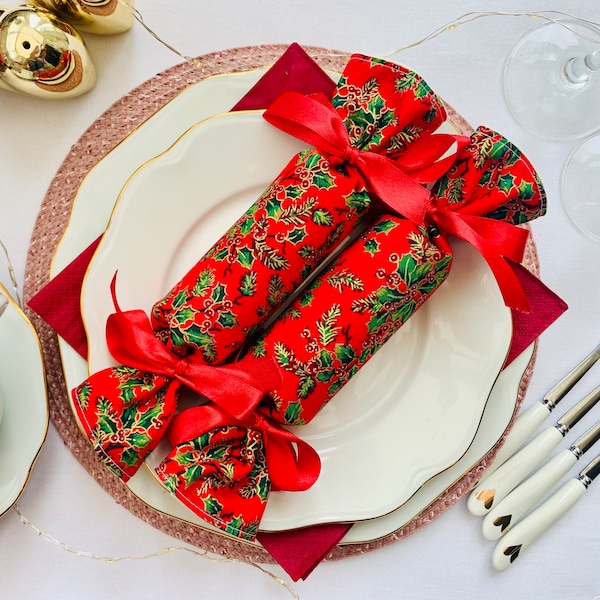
<box><xmin>150</xmin><ymin>54</ymin><xmax>446</xmax><ymax>365</ymax></box>
<box><xmin>252</xmin><ymin>216</ymin><xmax>453</xmax><ymax>425</ymax></box>
<box><xmin>250</xmin><ymin>126</ymin><xmax>546</xmax><ymax>426</ymax></box>
<box><xmin>155</xmin><ymin>425</ymin><xmax>269</xmax><ymax>541</ymax></box>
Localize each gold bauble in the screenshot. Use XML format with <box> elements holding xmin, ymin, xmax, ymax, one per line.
<box><xmin>28</xmin><ymin>0</ymin><xmax>134</xmax><ymax>35</ymax></box>
<box><xmin>0</xmin><ymin>5</ymin><xmax>96</xmax><ymax>98</ymax></box>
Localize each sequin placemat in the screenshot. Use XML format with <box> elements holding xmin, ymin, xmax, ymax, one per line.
<box><xmin>23</xmin><ymin>45</ymin><xmax>537</xmax><ymax>564</ymax></box>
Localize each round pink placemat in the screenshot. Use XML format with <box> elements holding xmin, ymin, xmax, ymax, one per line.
<box><xmin>23</xmin><ymin>45</ymin><xmax>537</xmax><ymax>563</ymax></box>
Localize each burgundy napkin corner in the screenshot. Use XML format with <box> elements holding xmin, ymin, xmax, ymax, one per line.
<box><xmin>28</xmin><ymin>236</ymin><xmax>101</xmax><ymax>359</ymax></box>
<box><xmin>257</xmin><ymin>523</ymin><xmax>352</xmax><ymax>581</ymax></box>
<box><xmin>231</xmin><ymin>42</ymin><xmax>337</xmax><ymax>112</ymax></box>
<box><xmin>506</xmin><ymin>261</ymin><xmax>569</xmax><ymax>366</ymax></box>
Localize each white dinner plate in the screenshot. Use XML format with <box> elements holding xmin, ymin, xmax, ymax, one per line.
<box><xmin>0</xmin><ymin>285</ymin><xmax>49</xmax><ymax>517</ymax></box>
<box><xmin>52</xmin><ymin>68</ymin><xmax>523</xmax><ymax>543</ymax></box>
<box><xmin>79</xmin><ymin>109</ymin><xmax>512</xmax><ymax>529</ymax></box>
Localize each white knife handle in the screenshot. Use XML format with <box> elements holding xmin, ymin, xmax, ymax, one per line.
<box><xmin>476</xmin><ymin>402</ymin><xmax>551</xmax><ymax>484</ymax></box>
<box><xmin>492</xmin><ymin>478</ymin><xmax>586</xmax><ymax>571</ymax></box>
<box><xmin>482</xmin><ymin>449</ymin><xmax>577</xmax><ymax>540</ymax></box>
<box><xmin>468</xmin><ymin>426</ymin><xmax>563</xmax><ymax>515</ymax></box>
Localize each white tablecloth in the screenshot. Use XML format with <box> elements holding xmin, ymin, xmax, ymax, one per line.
<box><xmin>1</xmin><ymin>1</ymin><xmax>599</xmax><ymax>598</ymax></box>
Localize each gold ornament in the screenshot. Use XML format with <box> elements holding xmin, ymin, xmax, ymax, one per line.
<box><xmin>27</xmin><ymin>0</ymin><xmax>134</xmax><ymax>35</ymax></box>
<box><xmin>0</xmin><ymin>5</ymin><xmax>96</xmax><ymax>99</ymax></box>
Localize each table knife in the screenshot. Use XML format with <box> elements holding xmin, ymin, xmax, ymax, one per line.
<box><xmin>492</xmin><ymin>453</ymin><xmax>600</xmax><ymax>571</ymax></box>
<box><xmin>476</xmin><ymin>342</ymin><xmax>600</xmax><ymax>484</ymax></box>
<box><xmin>468</xmin><ymin>385</ymin><xmax>600</xmax><ymax>515</ymax></box>
<box><xmin>482</xmin><ymin>418</ymin><xmax>600</xmax><ymax>539</ymax></box>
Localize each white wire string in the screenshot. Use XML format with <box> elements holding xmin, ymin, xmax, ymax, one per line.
<box><xmin>12</xmin><ymin>505</ymin><xmax>300</xmax><ymax>599</ymax></box>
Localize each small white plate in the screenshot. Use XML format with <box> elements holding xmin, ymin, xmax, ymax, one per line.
<box><xmin>0</xmin><ymin>285</ymin><xmax>49</xmax><ymax>517</ymax></box>
<box><xmin>79</xmin><ymin>110</ymin><xmax>512</xmax><ymax>528</ymax></box>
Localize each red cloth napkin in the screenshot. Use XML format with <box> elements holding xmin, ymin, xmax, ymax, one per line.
<box><xmin>27</xmin><ymin>42</ymin><xmax>568</xmax><ymax>581</ymax></box>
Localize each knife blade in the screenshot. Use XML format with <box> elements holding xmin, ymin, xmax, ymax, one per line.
<box><xmin>482</xmin><ymin>418</ymin><xmax>600</xmax><ymax>540</ymax></box>
<box><xmin>476</xmin><ymin>342</ymin><xmax>600</xmax><ymax>484</ymax></box>
<box><xmin>492</xmin><ymin>453</ymin><xmax>600</xmax><ymax>571</ymax></box>
<box><xmin>468</xmin><ymin>385</ymin><xmax>600</xmax><ymax>515</ymax></box>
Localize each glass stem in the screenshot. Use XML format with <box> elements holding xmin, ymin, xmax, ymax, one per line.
<box><xmin>562</xmin><ymin>49</ymin><xmax>600</xmax><ymax>88</ymax></box>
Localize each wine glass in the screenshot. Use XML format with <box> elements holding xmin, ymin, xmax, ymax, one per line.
<box><xmin>503</xmin><ymin>19</ymin><xmax>600</xmax><ymax>243</ymax></box>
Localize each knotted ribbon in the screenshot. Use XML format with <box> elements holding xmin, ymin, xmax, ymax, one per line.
<box><xmin>264</xmin><ymin>91</ymin><xmax>532</xmax><ymax>311</ymax></box>
<box><xmin>72</xmin><ymin>279</ymin><xmax>283</xmax><ymax>481</ymax></box>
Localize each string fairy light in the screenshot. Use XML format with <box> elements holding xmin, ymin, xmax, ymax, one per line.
<box><xmin>114</xmin><ymin>4</ymin><xmax>600</xmax><ymax>67</ymax></box>
<box><xmin>12</xmin><ymin>505</ymin><xmax>300</xmax><ymax>599</ymax></box>
<box><xmin>3</xmin><ymin>5</ymin><xmax>600</xmax><ymax>597</ymax></box>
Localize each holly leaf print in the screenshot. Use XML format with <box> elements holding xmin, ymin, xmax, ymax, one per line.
<box><xmin>364</xmin><ymin>238</ymin><xmax>379</xmax><ymax>256</ymax></box>
<box><xmin>284</xmin><ymin>401</ymin><xmax>303</xmax><ymax>424</ymax></box>
<box><xmin>372</xmin><ymin>218</ymin><xmax>397</xmax><ymax>234</ymax></box>
<box><xmin>203</xmin><ymin>495</ymin><xmax>224</xmax><ymax>517</ymax></box>
<box><xmin>217</xmin><ymin>311</ymin><xmax>237</xmax><ymax>329</ymax></box>
<box><xmin>335</xmin><ymin>344</ymin><xmax>356</xmax><ymax>365</ymax></box>
<box><xmin>498</xmin><ymin>173</ymin><xmax>516</xmax><ymax>195</ymax></box>
<box><xmin>287</xmin><ymin>227</ymin><xmax>307</xmax><ymax>245</ymax></box>
<box><xmin>345</xmin><ymin>189</ymin><xmax>370</xmax><ymax>212</ymax></box>
<box><xmin>236</xmin><ymin>246</ymin><xmax>254</xmax><ymax>270</ymax></box>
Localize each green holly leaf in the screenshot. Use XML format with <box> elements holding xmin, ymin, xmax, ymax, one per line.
<box><xmin>363</xmin><ymin>238</ymin><xmax>379</xmax><ymax>256</ymax></box>
<box><xmin>171</xmin><ymin>289</ymin><xmax>188</xmax><ymax>309</ymax></box>
<box><xmin>345</xmin><ymin>189</ymin><xmax>370</xmax><ymax>212</ymax></box>
<box><xmin>224</xmin><ymin>515</ymin><xmax>246</xmax><ymax>537</ymax></box>
<box><xmin>182</xmin><ymin>324</ymin><xmax>215</xmax><ymax>353</ymax></box>
<box><xmin>518</xmin><ymin>180</ymin><xmax>535</xmax><ymax>199</ymax></box>
<box><xmin>498</xmin><ymin>173</ymin><xmax>516</xmax><ymax>195</ymax></box>
<box><xmin>211</xmin><ymin>283</ymin><xmax>227</xmax><ymax>303</ymax></box>
<box><xmin>372</xmin><ymin>218</ymin><xmax>397</xmax><ymax>234</ymax></box>
<box><xmin>202</xmin><ymin>495</ymin><xmax>223</xmax><ymax>516</ymax></box>
<box><xmin>312</xmin><ymin>172</ymin><xmax>335</xmax><ymax>190</ymax></box>
<box><xmin>265</xmin><ymin>197</ymin><xmax>282</xmax><ymax>219</ymax></box>
<box><xmin>335</xmin><ymin>344</ymin><xmax>356</xmax><ymax>365</ymax></box>
<box><xmin>237</xmin><ymin>246</ymin><xmax>254</xmax><ymax>269</ymax></box>
<box><xmin>217</xmin><ymin>311</ymin><xmax>237</xmax><ymax>329</ymax></box>
<box><xmin>284</xmin><ymin>401</ymin><xmax>303</xmax><ymax>424</ymax></box>
<box><xmin>287</xmin><ymin>227</ymin><xmax>307</xmax><ymax>245</ymax></box>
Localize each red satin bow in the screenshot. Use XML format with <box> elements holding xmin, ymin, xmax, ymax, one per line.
<box><xmin>166</xmin><ymin>404</ymin><xmax>321</xmax><ymax>492</ymax></box>
<box><xmin>263</xmin><ymin>91</ymin><xmax>464</xmax><ymax>214</ymax></box>
<box><xmin>106</xmin><ymin>278</ymin><xmax>282</xmax><ymax>420</ymax></box>
<box><xmin>264</xmin><ymin>91</ymin><xmax>531</xmax><ymax>312</ymax></box>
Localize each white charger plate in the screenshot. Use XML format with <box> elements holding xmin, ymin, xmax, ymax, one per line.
<box><xmin>51</xmin><ymin>68</ymin><xmax>523</xmax><ymax>543</ymax></box>
<box><xmin>79</xmin><ymin>109</ymin><xmax>512</xmax><ymax>529</ymax></box>
<box><xmin>0</xmin><ymin>285</ymin><xmax>49</xmax><ymax>517</ymax></box>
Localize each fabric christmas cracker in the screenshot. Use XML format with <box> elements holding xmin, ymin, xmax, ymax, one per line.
<box><xmin>154</xmin><ymin>126</ymin><xmax>546</xmax><ymax>539</ymax></box>
<box><xmin>72</xmin><ymin>54</ymin><xmax>459</xmax><ymax>539</ymax></box>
